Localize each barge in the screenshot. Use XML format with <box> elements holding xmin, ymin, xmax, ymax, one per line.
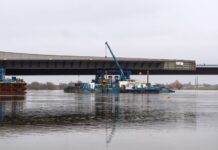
<box><xmin>0</xmin><ymin>68</ymin><xmax>26</xmax><ymax>96</ymax></box>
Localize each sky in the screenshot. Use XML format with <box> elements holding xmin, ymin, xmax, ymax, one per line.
<box><xmin>1</xmin><ymin>0</ymin><xmax>218</xmax><ymax>84</ymax></box>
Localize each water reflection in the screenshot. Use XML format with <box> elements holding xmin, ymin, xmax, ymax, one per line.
<box><xmin>0</xmin><ymin>96</ymin><xmax>25</xmax><ymax>101</ymax></box>
<box><xmin>0</xmin><ymin>100</ymin><xmax>24</xmax><ymax>123</ymax></box>
<box><xmin>0</xmin><ymin>93</ymin><xmax>197</xmax><ymax>130</ymax></box>
<box><xmin>1</xmin><ymin>91</ymin><xmax>218</xmax><ymax>150</ymax></box>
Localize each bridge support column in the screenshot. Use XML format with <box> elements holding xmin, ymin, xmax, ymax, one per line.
<box><xmin>147</xmin><ymin>70</ymin><xmax>150</xmax><ymax>85</ymax></box>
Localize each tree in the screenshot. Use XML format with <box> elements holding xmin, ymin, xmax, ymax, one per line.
<box><xmin>46</xmin><ymin>82</ymin><xmax>57</xmax><ymax>90</ymax></box>
<box><xmin>169</xmin><ymin>80</ymin><xmax>183</xmax><ymax>90</ymax></box>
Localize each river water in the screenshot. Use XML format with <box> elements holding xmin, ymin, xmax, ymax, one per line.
<box><xmin>0</xmin><ymin>90</ymin><xmax>218</xmax><ymax>150</ymax></box>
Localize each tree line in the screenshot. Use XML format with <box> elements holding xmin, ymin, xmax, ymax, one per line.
<box><xmin>26</xmin><ymin>80</ymin><xmax>218</xmax><ymax>90</ymax></box>
<box><xmin>26</xmin><ymin>82</ymin><xmax>69</xmax><ymax>90</ymax></box>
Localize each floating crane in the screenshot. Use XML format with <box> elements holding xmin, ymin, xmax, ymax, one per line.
<box><xmin>64</xmin><ymin>42</ymin><xmax>161</xmax><ymax>94</ymax></box>
<box><xmin>105</xmin><ymin>42</ymin><xmax>127</xmax><ymax>81</ymax></box>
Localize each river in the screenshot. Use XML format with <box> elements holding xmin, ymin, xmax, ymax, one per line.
<box><xmin>0</xmin><ymin>90</ymin><xmax>218</xmax><ymax>150</ymax></box>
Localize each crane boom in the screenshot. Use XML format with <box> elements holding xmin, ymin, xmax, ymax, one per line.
<box><xmin>105</xmin><ymin>42</ymin><xmax>126</xmax><ymax>81</ymax></box>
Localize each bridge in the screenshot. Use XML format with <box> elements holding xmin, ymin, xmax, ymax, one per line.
<box><xmin>0</xmin><ymin>51</ymin><xmax>217</xmax><ymax>75</ymax></box>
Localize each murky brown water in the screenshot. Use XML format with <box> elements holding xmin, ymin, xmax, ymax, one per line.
<box><xmin>0</xmin><ymin>90</ymin><xmax>218</xmax><ymax>150</ymax></box>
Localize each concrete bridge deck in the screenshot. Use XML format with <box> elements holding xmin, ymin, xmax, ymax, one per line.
<box><xmin>1</xmin><ymin>51</ymin><xmax>217</xmax><ymax>75</ymax></box>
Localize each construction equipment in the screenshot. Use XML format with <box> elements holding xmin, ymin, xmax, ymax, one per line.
<box><xmin>105</xmin><ymin>42</ymin><xmax>126</xmax><ymax>81</ymax></box>
<box><xmin>64</xmin><ymin>42</ymin><xmax>161</xmax><ymax>94</ymax></box>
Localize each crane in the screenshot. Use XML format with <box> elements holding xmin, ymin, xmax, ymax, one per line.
<box><xmin>105</xmin><ymin>42</ymin><xmax>127</xmax><ymax>81</ymax></box>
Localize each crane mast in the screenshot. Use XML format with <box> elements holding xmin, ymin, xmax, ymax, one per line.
<box><xmin>105</xmin><ymin>42</ymin><xmax>126</xmax><ymax>81</ymax></box>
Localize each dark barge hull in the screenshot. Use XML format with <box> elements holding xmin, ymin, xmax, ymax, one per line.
<box><xmin>0</xmin><ymin>83</ymin><xmax>26</xmax><ymax>96</ymax></box>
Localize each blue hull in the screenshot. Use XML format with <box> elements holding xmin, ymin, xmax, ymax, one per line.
<box><xmin>121</xmin><ymin>87</ymin><xmax>160</xmax><ymax>93</ymax></box>
<box><xmin>95</xmin><ymin>86</ymin><xmax>120</xmax><ymax>94</ymax></box>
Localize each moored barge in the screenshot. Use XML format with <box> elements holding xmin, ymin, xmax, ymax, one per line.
<box><xmin>0</xmin><ymin>68</ymin><xmax>26</xmax><ymax>96</ymax></box>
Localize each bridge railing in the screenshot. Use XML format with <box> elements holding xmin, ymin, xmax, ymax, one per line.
<box><xmin>197</xmin><ymin>64</ymin><xmax>218</xmax><ymax>68</ymax></box>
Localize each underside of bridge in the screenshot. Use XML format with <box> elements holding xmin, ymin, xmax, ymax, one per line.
<box><xmin>4</xmin><ymin>68</ymin><xmax>218</xmax><ymax>75</ymax></box>
<box><xmin>1</xmin><ymin>51</ymin><xmax>217</xmax><ymax>75</ymax></box>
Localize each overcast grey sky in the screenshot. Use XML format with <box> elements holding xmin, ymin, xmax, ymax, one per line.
<box><xmin>0</xmin><ymin>0</ymin><xmax>218</xmax><ymax>64</ymax></box>
<box><xmin>1</xmin><ymin>0</ymin><xmax>218</xmax><ymax>84</ymax></box>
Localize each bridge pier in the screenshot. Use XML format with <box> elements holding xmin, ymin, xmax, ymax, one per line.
<box><xmin>147</xmin><ymin>70</ymin><xmax>150</xmax><ymax>85</ymax></box>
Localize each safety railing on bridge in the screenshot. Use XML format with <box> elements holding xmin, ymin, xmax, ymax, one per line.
<box><xmin>197</xmin><ymin>64</ymin><xmax>218</xmax><ymax>68</ymax></box>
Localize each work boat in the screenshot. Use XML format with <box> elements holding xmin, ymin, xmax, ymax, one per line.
<box><xmin>93</xmin><ymin>74</ymin><xmax>160</xmax><ymax>94</ymax></box>
<box><xmin>119</xmin><ymin>81</ymin><xmax>160</xmax><ymax>94</ymax></box>
<box><xmin>93</xmin><ymin>42</ymin><xmax>160</xmax><ymax>94</ymax></box>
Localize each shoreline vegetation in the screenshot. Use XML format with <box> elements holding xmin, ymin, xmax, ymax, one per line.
<box><xmin>26</xmin><ymin>81</ymin><xmax>218</xmax><ymax>91</ymax></box>
<box><xmin>184</xmin><ymin>87</ymin><xmax>218</xmax><ymax>90</ymax></box>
